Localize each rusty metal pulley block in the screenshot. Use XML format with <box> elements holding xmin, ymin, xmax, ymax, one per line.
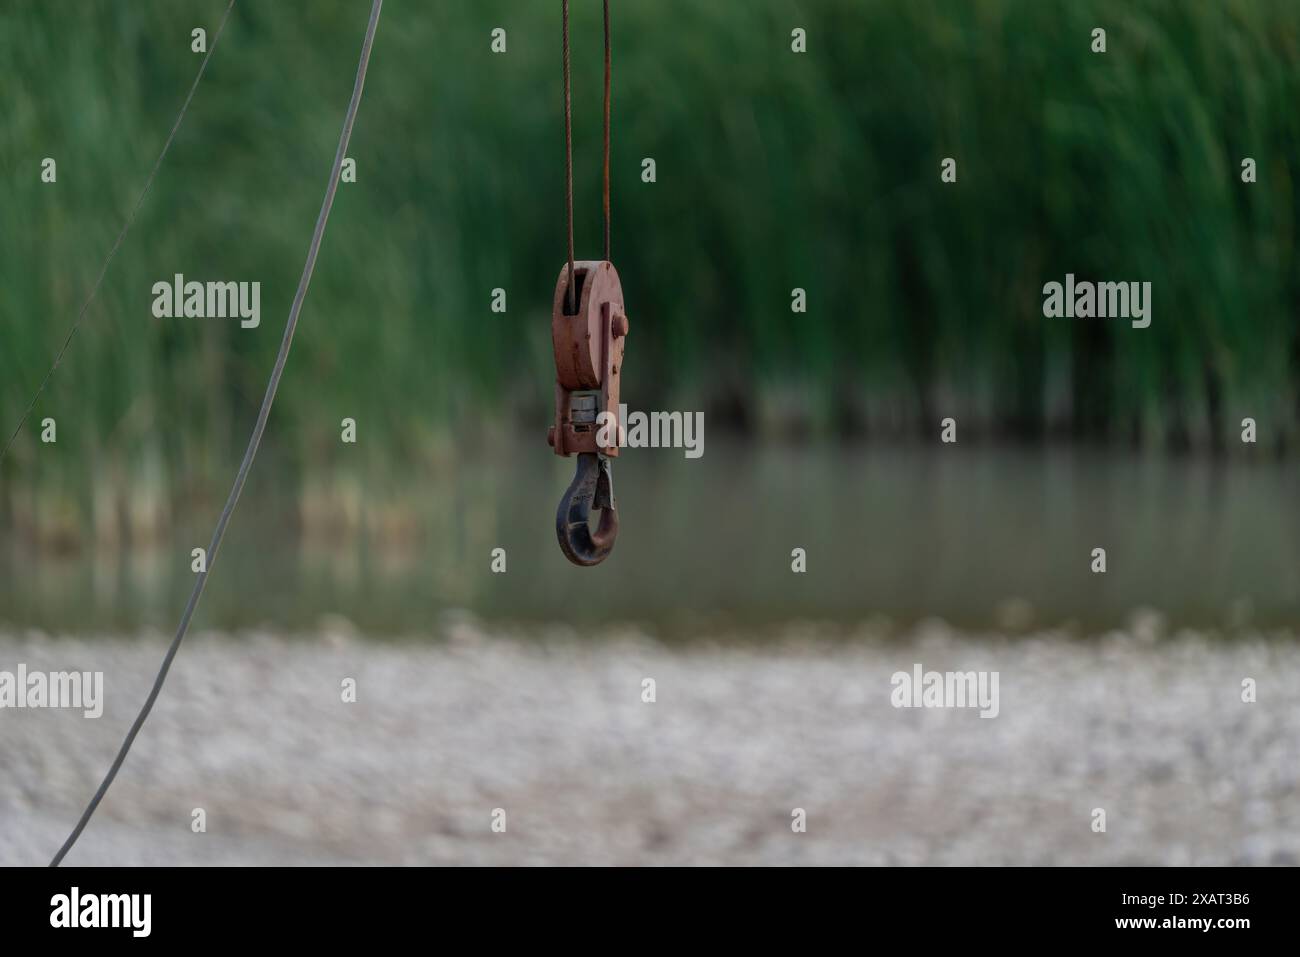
<box><xmin>551</xmin><ymin>0</ymin><xmax>625</xmax><ymax>567</ymax></box>
<box><xmin>548</xmin><ymin>261</ymin><xmax>629</xmax><ymax>565</ymax></box>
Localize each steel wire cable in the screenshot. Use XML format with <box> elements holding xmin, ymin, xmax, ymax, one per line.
<box><xmin>48</xmin><ymin>0</ymin><xmax>385</xmax><ymax>867</ymax></box>
<box><xmin>0</xmin><ymin>0</ymin><xmax>237</xmax><ymax>468</ymax></box>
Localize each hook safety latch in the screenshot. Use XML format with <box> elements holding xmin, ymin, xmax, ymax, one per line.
<box><xmin>547</xmin><ymin>261</ymin><xmax>629</xmax><ymax>566</ymax></box>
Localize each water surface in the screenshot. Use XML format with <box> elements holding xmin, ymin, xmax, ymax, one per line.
<box><xmin>2</xmin><ymin>444</ymin><xmax>1295</xmax><ymax>636</ymax></box>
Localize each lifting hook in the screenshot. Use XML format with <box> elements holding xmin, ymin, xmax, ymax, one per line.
<box><xmin>548</xmin><ymin>261</ymin><xmax>629</xmax><ymax>566</ymax></box>
<box><xmin>555</xmin><ymin>452</ymin><xmax>618</xmax><ymax>566</ymax></box>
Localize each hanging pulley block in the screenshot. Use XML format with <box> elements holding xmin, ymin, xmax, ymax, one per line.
<box><xmin>548</xmin><ymin>261</ymin><xmax>628</xmax><ymax>457</ymax></box>
<box><xmin>550</xmin><ymin>0</ymin><xmax>626</xmax><ymax>567</ymax></box>
<box><xmin>548</xmin><ymin>262</ymin><xmax>628</xmax><ymax>566</ymax></box>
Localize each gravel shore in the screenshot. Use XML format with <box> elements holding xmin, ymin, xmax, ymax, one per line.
<box><xmin>2</xmin><ymin>618</ymin><xmax>1298</xmax><ymax>865</ymax></box>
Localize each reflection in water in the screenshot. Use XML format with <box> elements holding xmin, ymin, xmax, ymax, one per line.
<box><xmin>1</xmin><ymin>443</ymin><xmax>1297</xmax><ymax>636</ymax></box>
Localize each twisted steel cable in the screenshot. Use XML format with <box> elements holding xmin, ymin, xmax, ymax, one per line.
<box><xmin>49</xmin><ymin>0</ymin><xmax>385</xmax><ymax>867</ymax></box>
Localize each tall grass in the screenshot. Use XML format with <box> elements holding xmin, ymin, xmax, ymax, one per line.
<box><xmin>2</xmin><ymin>0</ymin><xmax>1299</xmax><ymax>516</ymax></box>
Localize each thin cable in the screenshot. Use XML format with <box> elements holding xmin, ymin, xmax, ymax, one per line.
<box><xmin>562</xmin><ymin>0</ymin><xmax>576</xmax><ymax>312</ymax></box>
<box><xmin>602</xmin><ymin>0</ymin><xmax>611</xmax><ymax>263</ymax></box>
<box><xmin>49</xmin><ymin>0</ymin><xmax>385</xmax><ymax>867</ymax></box>
<box><xmin>0</xmin><ymin>0</ymin><xmax>236</xmax><ymax>468</ymax></box>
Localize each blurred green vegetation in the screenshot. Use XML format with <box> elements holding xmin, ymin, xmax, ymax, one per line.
<box><xmin>2</xmin><ymin>0</ymin><xmax>1300</xmax><ymax>514</ymax></box>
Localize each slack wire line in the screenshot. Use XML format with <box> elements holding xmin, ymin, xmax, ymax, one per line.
<box><xmin>0</xmin><ymin>0</ymin><xmax>236</xmax><ymax>468</ymax></box>
<box><xmin>49</xmin><ymin>0</ymin><xmax>385</xmax><ymax>867</ymax></box>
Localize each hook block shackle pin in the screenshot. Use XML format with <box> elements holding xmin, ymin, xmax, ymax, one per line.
<box><xmin>548</xmin><ymin>261</ymin><xmax>629</xmax><ymax>565</ymax></box>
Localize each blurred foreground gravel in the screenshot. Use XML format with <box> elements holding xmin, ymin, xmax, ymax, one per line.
<box><xmin>2</xmin><ymin>617</ymin><xmax>1298</xmax><ymax>865</ymax></box>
